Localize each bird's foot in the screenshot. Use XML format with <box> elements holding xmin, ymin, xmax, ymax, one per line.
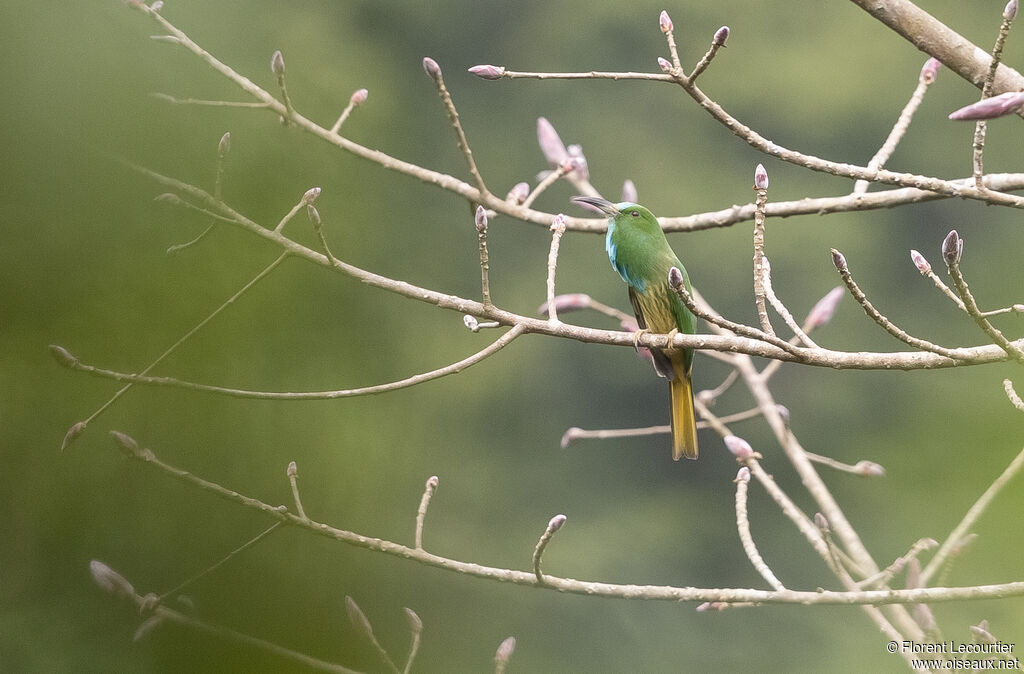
<box><xmin>632</xmin><ymin>328</ymin><xmax>650</xmax><ymax>351</ymax></box>
<box><xmin>663</xmin><ymin>328</ymin><xmax>680</xmax><ymax>352</ymax></box>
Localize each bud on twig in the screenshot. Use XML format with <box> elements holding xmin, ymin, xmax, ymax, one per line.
<box><xmin>506</xmin><ymin>182</ymin><xmax>529</xmax><ymax>204</ymax></box>
<box><xmin>110</xmin><ymin>430</ymin><xmax>139</xmax><ymax>454</ymax></box>
<box><xmin>735</xmin><ymin>466</ymin><xmax>751</xmax><ymax>484</ymax></box>
<box><xmin>754</xmin><ymin>163</ymin><xmax>769</xmax><ymax>190</ymax></box>
<box><xmin>919</xmin><ymin>57</ymin><xmax>941</xmax><ymax>84</ymax></box>
<box><xmin>941</xmin><ymin>229</ymin><xmax>963</xmax><ymax>267</ymax></box>
<box><xmin>814</xmin><ymin>512</ymin><xmax>830</xmax><ymax>533</ymax></box>
<box><xmin>657</xmin><ymin>56</ymin><xmax>673</xmax><ymax>73</ymax></box>
<box><xmin>659</xmin><ymin>10</ymin><xmax>673</xmax><ymax>33</ymax></box>
<box><xmin>475</xmin><ymin>205</ymin><xmax>487</xmax><ymax>232</ymax></box>
<box><xmin>547</xmin><ymin>513</ymin><xmax>567</xmax><ymax>532</ymax></box>
<box><xmin>830</xmin><ymin>249</ymin><xmax>847</xmax><ymax>272</ymax></box>
<box><xmin>723</xmin><ymin>435</ymin><xmax>755</xmax><ymax>461</ymax></box>
<box><xmin>217</xmin><ymin>131</ymin><xmax>231</xmax><ymax>158</ymax></box>
<box><xmin>1005</xmin><ymin>0</ymin><xmax>1018</xmax><ymax>21</ymax></box>
<box><xmin>948</xmin><ymin>90</ymin><xmax>1024</xmax><ymax>120</ymax></box>
<box><xmin>668</xmin><ymin>266</ymin><xmax>684</xmax><ymax>290</ymax></box>
<box><xmin>566</xmin><ymin>144</ymin><xmax>589</xmax><ymax>181</ymax></box>
<box><xmin>49</xmin><ymin>344</ymin><xmax>78</xmax><ymax>368</ymax></box>
<box><xmin>468</xmin><ymin>64</ymin><xmax>505</xmax><ymax>80</ymax></box>
<box><xmin>494</xmin><ymin>636</ymin><xmax>517</xmax><ymax>673</ymax></box>
<box><xmin>61</xmin><ymin>421</ymin><xmax>87</xmax><ymax>451</ymax></box>
<box><xmin>301</xmin><ymin>187</ymin><xmax>322</xmax><ymax>205</ymax></box>
<box><xmin>344</xmin><ymin>595</ymin><xmax>374</xmax><ymax>639</ymax></box>
<box><xmin>713</xmin><ymin>26</ymin><xmax>730</xmax><ymax>47</ymax></box>
<box><xmin>804</xmin><ymin>286</ymin><xmax>844</xmax><ymax>329</ymax></box>
<box><xmin>537</xmin><ymin>117</ymin><xmax>569</xmax><ymax>166</ymax></box>
<box><xmin>854</xmin><ymin>460</ymin><xmax>886</xmax><ymax>477</ymax></box>
<box><xmin>306</xmin><ymin>205</ymin><xmax>321</xmax><ymax>226</ymax></box>
<box><xmin>349</xmin><ymin>88</ymin><xmax>368</xmax><ymax>106</ymax></box>
<box><xmin>463</xmin><ymin>314</ymin><xmax>480</xmax><ymax>331</ymax></box>
<box><xmin>90</xmin><ymin>560</ymin><xmax>135</xmax><ymax>599</ymax></box>
<box><xmin>270</xmin><ymin>50</ymin><xmax>285</xmax><ymax>76</ymax></box>
<box><xmin>422</xmin><ymin>56</ymin><xmax>442</xmax><ymax>82</ymax></box>
<box><xmin>910</xmin><ymin>249</ymin><xmax>931</xmax><ymax>274</ymax></box>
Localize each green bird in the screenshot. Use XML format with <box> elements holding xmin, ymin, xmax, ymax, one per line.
<box><xmin>572</xmin><ymin>196</ymin><xmax>699</xmax><ymax>460</ymax></box>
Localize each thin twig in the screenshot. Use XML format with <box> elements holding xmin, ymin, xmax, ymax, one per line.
<box><xmin>947</xmin><ymin>260</ymin><xmax>1024</xmax><ymax>363</ymax></box>
<box><xmin>920</xmin><ymin>443</ymin><xmax>1024</xmax><ymax>586</ymax></box>
<box><xmin>853</xmin><ymin>59</ymin><xmax>938</xmax><ymax>193</ymax></box>
<box><xmin>734</xmin><ymin>468</ymin><xmax>786</xmax><ymax>591</ymax></box>
<box><xmin>159</xmin><ymin>522</ymin><xmax>283</xmax><ymax>602</ymax></box>
<box><xmin>832</xmin><ymin>249</ymin><xmax>962</xmax><ymax>359</ymax></box>
<box><xmin>689</xmin><ymin>27</ymin><xmax>728</xmax><ymax>82</ymax></box>
<box><xmin>287</xmin><ymin>461</ymin><xmax>308</xmax><ymax>520</ymax></box>
<box><xmin>533</xmin><ymin>514</ymin><xmax>566</xmax><ymax>584</ymax></box>
<box><xmin>475</xmin><ymin>206</ymin><xmax>493</xmax><ymax>308</ymax></box>
<box><xmin>149</xmin><ymin>93</ymin><xmax>271</xmax><ymax>108</ymax></box>
<box><xmin>560</xmin><ymin>407</ymin><xmax>766</xmax><ymax>448</ymax></box>
<box><xmin>545</xmin><ymin>215</ymin><xmax>567</xmax><ymax>324</ymax></box>
<box><xmin>56</xmin><ymin>324</ymin><xmax>526</xmax><ymax>400</ymax></box>
<box><xmin>857</xmin><ymin>538</ymin><xmax>938</xmax><ymax>590</ymax></box>
<box><xmin>752</xmin><ymin>171</ymin><xmax>774</xmax><ymax>336</ymax></box>
<box><xmin>414</xmin><ymin>476</ymin><xmax>439</xmax><ymax>550</ymax></box>
<box><xmin>803</xmin><ymin>452</ymin><xmax>885</xmax><ymax>477</ymax></box>
<box><xmin>762</xmin><ymin>260</ymin><xmax>818</xmax><ymax>348</ymax></box>
<box><xmin>1005</xmin><ymin>379</ymin><xmax>1024</xmax><ymax>412</ymax></box>
<box><xmin>424</xmin><ymin>58</ymin><xmax>489</xmax><ymax>197</ymax></box>
<box><xmin>66</xmin><ymin>252</ymin><xmax>288</xmax><ymax>444</ymax></box>
<box><xmin>521</xmin><ymin>163</ymin><xmax>570</xmax><ymax>210</ymax></box>
<box><xmin>973</xmin><ymin>8</ymin><xmax>1015</xmax><ymax>188</ymax></box>
<box><xmin>106</xmin><ymin>432</ymin><xmax>1024</xmax><ymax>605</ymax></box>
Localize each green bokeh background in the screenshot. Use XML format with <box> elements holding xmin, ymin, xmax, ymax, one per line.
<box><xmin>3</xmin><ymin>1</ymin><xmax>1024</xmax><ymax>671</ymax></box>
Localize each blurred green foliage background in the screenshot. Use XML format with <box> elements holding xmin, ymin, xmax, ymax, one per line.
<box><xmin>3</xmin><ymin>1</ymin><xmax>1024</xmax><ymax>671</ymax></box>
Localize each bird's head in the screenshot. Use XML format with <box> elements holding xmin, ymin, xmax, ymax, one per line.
<box><xmin>571</xmin><ymin>196</ymin><xmax>661</xmax><ymax>234</ymax></box>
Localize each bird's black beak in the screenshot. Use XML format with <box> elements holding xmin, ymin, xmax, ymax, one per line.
<box><xmin>571</xmin><ymin>196</ymin><xmax>619</xmax><ymax>217</ymax></box>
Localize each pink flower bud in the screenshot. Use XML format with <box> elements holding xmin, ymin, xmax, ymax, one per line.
<box><xmin>754</xmin><ymin>163</ymin><xmax>769</xmax><ymax>190</ymax></box>
<box><xmin>830</xmin><ymin>249</ymin><xmax>847</xmax><ymax>272</ymax></box>
<box><xmin>713</xmin><ymin>26</ymin><xmax>730</xmax><ymax>47</ymax></box>
<box><xmin>468</xmin><ymin>64</ymin><xmax>505</xmax><ymax>80</ymax></box>
<box><xmin>302</xmin><ymin>187</ymin><xmax>322</xmax><ymax>205</ymax></box>
<box><xmin>657</xmin><ymin>56</ymin><xmax>673</xmax><ymax>73</ymax></box>
<box><xmin>271</xmin><ymin>50</ymin><xmax>285</xmax><ymax>76</ymax></box>
<box><xmin>724</xmin><ymin>435</ymin><xmax>754</xmax><ymax>460</ymax></box>
<box><xmin>735</xmin><ymin>466</ymin><xmax>751</xmax><ymax>483</ymax></box>
<box><xmin>814</xmin><ymin>512</ymin><xmax>829</xmax><ymax>532</ymax></box>
<box><xmin>948</xmin><ymin>90</ymin><xmax>1024</xmax><ymax>120</ymax></box>
<box><xmin>547</xmin><ymin>513</ymin><xmax>567</xmax><ymax>531</ymax></box>
<box><xmin>920</xmin><ymin>57</ymin><xmax>941</xmax><ymax>84</ymax></box>
<box><xmin>910</xmin><ymin>249</ymin><xmax>931</xmax><ymax>274</ymax></box>
<box><xmin>941</xmin><ymin>229</ymin><xmax>963</xmax><ymax>266</ymax></box>
<box><xmin>550</xmin><ymin>213</ymin><xmax>567</xmax><ymax>233</ymax></box>
<box><xmin>506</xmin><ymin>182</ymin><xmax>529</xmax><ymax>204</ymax></box>
<box><xmin>475</xmin><ymin>205</ymin><xmax>487</xmax><ymax>232</ymax></box>
<box><xmin>537</xmin><ymin>117</ymin><xmax>569</xmax><ymax>166</ymax></box>
<box><xmin>349</xmin><ymin>88</ymin><xmax>368</xmax><ymax>105</ymax></box>
<box><xmin>1005</xmin><ymin>0</ymin><xmax>1018</xmax><ymax>20</ymax></box>
<box><xmin>804</xmin><ymin>286</ymin><xmax>844</xmax><ymax>328</ymax></box>
<box><xmin>854</xmin><ymin>460</ymin><xmax>885</xmax><ymax>477</ymax></box>
<box><xmin>566</xmin><ymin>144</ymin><xmax>589</xmax><ymax>180</ymax></box>
<box><xmin>495</xmin><ymin>636</ymin><xmax>517</xmax><ymax>667</ymax></box>
<box><xmin>422</xmin><ymin>57</ymin><xmax>442</xmax><ymax>81</ymax></box>
<box><xmin>621</xmin><ymin>179</ymin><xmax>638</xmax><ymax>203</ymax></box>
<box><xmin>659</xmin><ymin>10</ymin><xmax>673</xmax><ymax>33</ymax></box>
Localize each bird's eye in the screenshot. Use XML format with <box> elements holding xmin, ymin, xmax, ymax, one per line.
<box><xmin>630</xmin><ymin>210</ymin><xmax>640</xmax><ymax>217</ymax></box>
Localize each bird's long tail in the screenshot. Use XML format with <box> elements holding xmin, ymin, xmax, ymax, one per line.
<box><xmin>670</xmin><ymin>373</ymin><xmax>699</xmax><ymax>460</ymax></box>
